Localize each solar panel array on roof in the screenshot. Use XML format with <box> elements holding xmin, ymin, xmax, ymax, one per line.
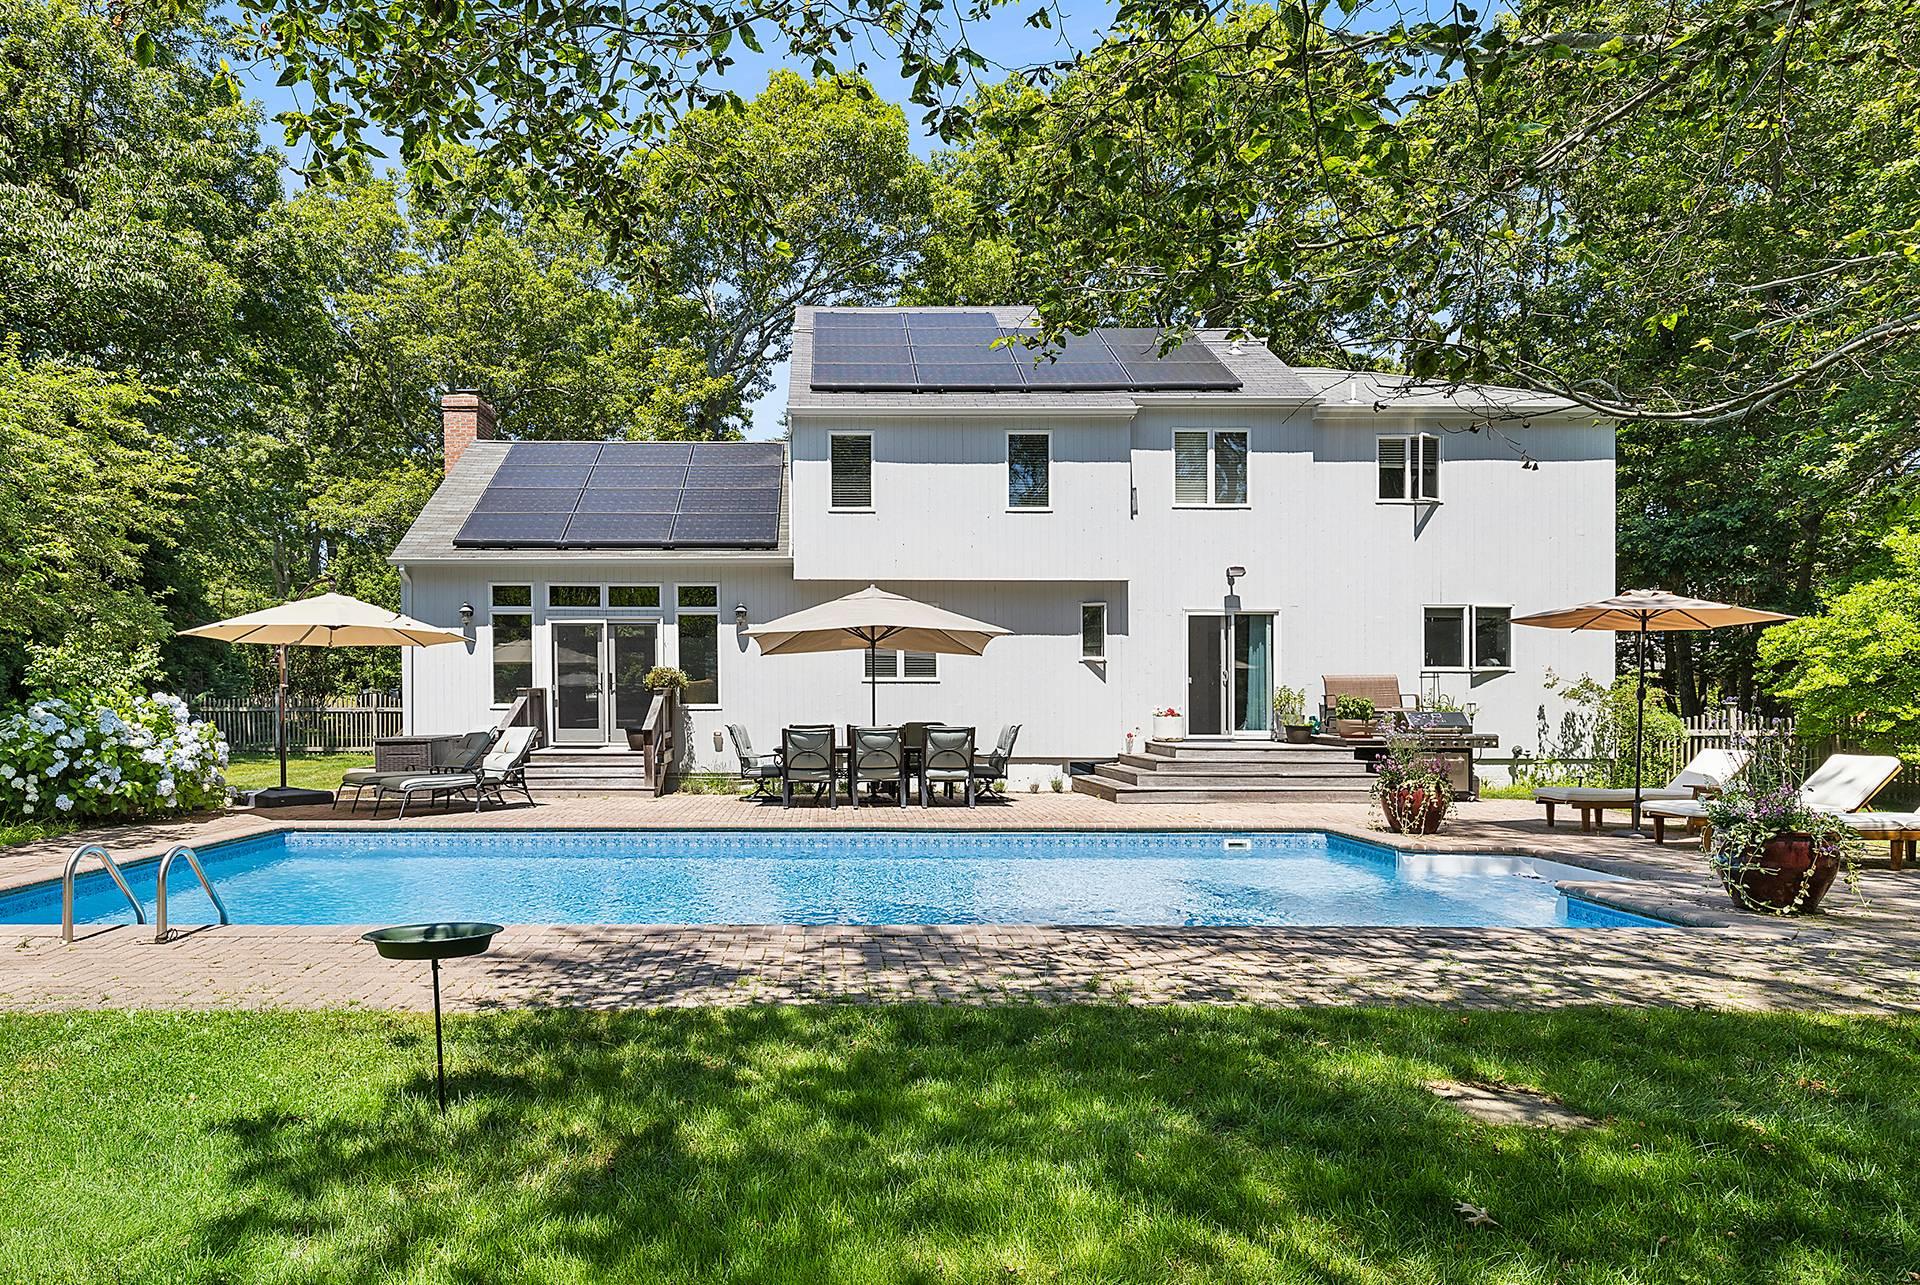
<box><xmin>453</xmin><ymin>442</ymin><xmax>783</xmax><ymax>549</ymax></box>
<box><xmin>809</xmin><ymin>311</ymin><xmax>1243</xmax><ymax>392</ymax></box>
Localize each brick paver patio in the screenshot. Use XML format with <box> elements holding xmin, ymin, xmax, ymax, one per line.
<box><xmin>5</xmin><ymin>793</ymin><xmax>1917</xmax><ymax>1014</ymax></box>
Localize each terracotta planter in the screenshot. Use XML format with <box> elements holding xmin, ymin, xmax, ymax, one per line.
<box><xmin>1380</xmin><ymin>785</ymin><xmax>1448</xmax><ymax>834</ymax></box>
<box><xmin>1335</xmin><ymin>718</ymin><xmax>1375</xmax><ymax>739</ymax></box>
<box><xmin>1152</xmin><ymin>714</ymin><xmax>1186</xmax><ymax>742</ymax></box>
<box><xmin>1718</xmin><ymin>832</ymin><xmax>1840</xmax><ymax>915</ymax></box>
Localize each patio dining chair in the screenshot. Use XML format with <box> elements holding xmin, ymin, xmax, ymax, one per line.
<box><xmin>970</xmin><ymin>724</ymin><xmax>1021</xmax><ymax>800</ymax></box>
<box><xmin>781</xmin><ymin>725</ymin><xmax>838</xmax><ymax>809</ymax></box>
<box><xmin>727</xmin><ymin>723</ymin><xmax>781</xmax><ymax>799</ymax></box>
<box><xmin>921</xmin><ymin>725</ymin><xmax>976</xmax><ymax>808</ymax></box>
<box><xmin>849</xmin><ymin>726</ymin><xmax>909</xmax><ymax>808</ymax></box>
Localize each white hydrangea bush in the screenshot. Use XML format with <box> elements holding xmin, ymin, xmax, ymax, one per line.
<box><xmin>0</xmin><ymin>693</ymin><xmax>228</xmax><ymax>822</ymax></box>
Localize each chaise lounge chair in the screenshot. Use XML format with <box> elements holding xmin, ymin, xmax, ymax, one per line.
<box><xmin>366</xmin><ymin>730</ymin><xmax>498</xmax><ymax>819</ymax></box>
<box><xmin>1830</xmin><ymin>811</ymin><xmax>1920</xmax><ymax>870</ymax></box>
<box><xmin>1535</xmin><ymin>748</ymin><xmax>1749</xmax><ymax>831</ymax></box>
<box><xmin>477</xmin><ymin>726</ymin><xmax>538</xmax><ymax>808</ymax></box>
<box><xmin>1645</xmin><ymin>753</ymin><xmax>1903</xmax><ymax>844</ymax></box>
<box><xmin>1321</xmin><ymin>675</ymin><xmax>1416</xmax><ymax>725</ymax></box>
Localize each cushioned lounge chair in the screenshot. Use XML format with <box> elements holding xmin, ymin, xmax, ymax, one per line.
<box><xmin>1646</xmin><ymin>753</ymin><xmax>1903</xmax><ymax>843</ymax></box>
<box><xmin>367</xmin><ymin>729</ymin><xmax>498</xmax><ymax>819</ymax></box>
<box><xmin>727</xmin><ymin>723</ymin><xmax>781</xmax><ymax>799</ymax></box>
<box><xmin>477</xmin><ymin>726</ymin><xmax>538</xmax><ymax>808</ymax></box>
<box><xmin>922</xmin><ymin>725</ymin><xmax>976</xmax><ymax>808</ymax></box>
<box><xmin>1831</xmin><ymin>812</ymin><xmax>1920</xmax><ymax>870</ymax></box>
<box><xmin>1535</xmin><ymin>748</ymin><xmax>1749</xmax><ymax>830</ymax></box>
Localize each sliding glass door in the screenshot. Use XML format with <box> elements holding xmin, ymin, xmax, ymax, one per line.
<box><xmin>1187</xmin><ymin>613</ymin><xmax>1276</xmax><ymax>737</ymax></box>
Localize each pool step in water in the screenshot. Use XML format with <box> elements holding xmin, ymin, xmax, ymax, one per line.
<box><xmin>1075</xmin><ymin>739</ymin><xmax>1373</xmax><ymax>805</ymax></box>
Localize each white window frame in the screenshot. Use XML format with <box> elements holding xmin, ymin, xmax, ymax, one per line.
<box><xmin>1378</xmin><ymin>433</ymin><xmax>1442</xmax><ymax>504</ymax></box>
<box><xmin>1421</xmin><ymin>603</ymin><xmax>1513</xmax><ymax>673</ymax></box>
<box><xmin>607</xmin><ymin>583</ymin><xmax>663</xmax><ymax>612</ymax></box>
<box><xmin>1006</xmin><ymin>430</ymin><xmax>1052</xmax><ymax>512</ymax></box>
<box><xmin>675</xmin><ymin>583</ymin><xmax>723</xmax><ymax>707</ymax></box>
<box><xmin>1080</xmin><ymin>601</ymin><xmax>1108</xmax><ymax>662</ymax></box>
<box><xmin>487</xmin><ymin>582</ymin><xmax>534</xmax><ymax>709</ymax></box>
<box><xmin>863</xmin><ymin>649</ymin><xmax>940</xmax><ymax>683</ymax></box>
<box><xmin>1172</xmin><ymin>428</ymin><xmax>1251</xmax><ymax>508</ymax></box>
<box><xmin>829</xmin><ymin>432</ymin><xmax>874</xmax><ymax>512</ymax></box>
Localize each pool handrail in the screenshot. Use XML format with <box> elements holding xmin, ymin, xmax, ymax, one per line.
<box><xmin>62</xmin><ymin>844</ymin><xmax>146</xmax><ymax>943</ymax></box>
<box><xmin>154</xmin><ymin>844</ymin><xmax>230</xmax><ymax>943</ymax></box>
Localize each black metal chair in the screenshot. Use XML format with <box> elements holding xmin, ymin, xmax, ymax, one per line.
<box><xmin>921</xmin><ymin>725</ymin><xmax>976</xmax><ymax>808</ymax></box>
<box><xmin>727</xmin><ymin>723</ymin><xmax>781</xmax><ymax>799</ymax></box>
<box><xmin>780</xmin><ymin>726</ymin><xmax>837</xmax><ymax>809</ymax></box>
<box><xmin>971</xmin><ymin>723</ymin><xmax>1021</xmax><ymax>799</ymax></box>
<box><xmin>848</xmin><ymin>726</ymin><xmax>909</xmax><ymax>808</ymax></box>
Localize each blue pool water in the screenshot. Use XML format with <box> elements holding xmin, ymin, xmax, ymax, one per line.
<box><xmin>0</xmin><ymin>830</ymin><xmax>1669</xmax><ymax>929</ymax></box>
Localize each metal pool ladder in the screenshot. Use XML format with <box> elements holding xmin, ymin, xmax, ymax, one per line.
<box><xmin>61</xmin><ymin>844</ymin><xmax>145</xmax><ymax>943</ymax></box>
<box><xmin>155</xmin><ymin>845</ymin><xmax>230</xmax><ymax>943</ymax></box>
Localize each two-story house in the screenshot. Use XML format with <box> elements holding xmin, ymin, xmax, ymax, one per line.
<box><xmin>390</xmin><ymin>306</ymin><xmax>1616</xmax><ymax>781</ymax></box>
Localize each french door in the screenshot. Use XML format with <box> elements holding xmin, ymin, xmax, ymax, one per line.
<box><xmin>1186</xmin><ymin>613</ymin><xmax>1275</xmax><ymax>737</ymax></box>
<box><xmin>551</xmin><ymin>621</ymin><xmax>659</xmax><ymax>744</ymax></box>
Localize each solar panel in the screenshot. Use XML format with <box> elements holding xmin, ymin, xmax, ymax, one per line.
<box><xmin>454</xmin><ymin>441</ymin><xmax>784</xmax><ymax>548</ymax></box>
<box><xmin>669</xmin><ymin>510</ymin><xmax>780</xmax><ymax>545</ymax></box>
<box><xmin>452</xmin><ymin>512</ymin><xmax>571</xmax><ymax>546</ymax></box>
<box><xmin>684</xmin><ymin>463</ymin><xmax>784</xmax><ymax>488</ymax></box>
<box><xmin>905</xmin><ymin>313</ymin><xmax>1003</xmax><ymax>339</ymax></box>
<box><xmin>573</xmin><ymin>488</ymin><xmax>682</xmax><ymax>514</ymax></box>
<box><xmin>586</xmin><ymin>464</ymin><xmax>687</xmax><ymax>489</ymax></box>
<box><xmin>500</xmin><ymin>441</ymin><xmax>603</xmax><ymax>465</ymax></box>
<box><xmin>563</xmin><ymin>512</ymin><xmax>676</xmax><ymax>544</ymax></box>
<box><xmin>913</xmin><ymin>362</ymin><xmax>1027</xmax><ymax>389</ymax></box>
<box><xmin>489</xmin><ymin>462</ymin><xmax>594</xmax><ymax>488</ymax></box>
<box><xmin>1022</xmin><ymin>355</ymin><xmax>1128</xmax><ymax>386</ymax></box>
<box><xmin>597</xmin><ymin>441</ymin><xmax>692</xmax><ymax>465</ymax></box>
<box><xmin>470</xmin><ymin>487</ymin><xmax>582</xmax><ymax>513</ymax></box>
<box><xmin>679</xmin><ymin>486</ymin><xmax>781</xmax><ymax>514</ymax></box>
<box><xmin>811</xmin><ymin>361</ymin><xmax>918</xmax><ymax>389</ymax></box>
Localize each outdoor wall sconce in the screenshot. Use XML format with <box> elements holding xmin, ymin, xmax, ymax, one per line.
<box><xmin>1224</xmin><ymin>566</ymin><xmax>1246</xmax><ymax>613</ymax></box>
<box><xmin>458</xmin><ymin>602</ymin><xmax>474</xmax><ymax>626</ymax></box>
<box><xmin>734</xmin><ymin>604</ymin><xmax>749</xmax><ymax>626</ymax></box>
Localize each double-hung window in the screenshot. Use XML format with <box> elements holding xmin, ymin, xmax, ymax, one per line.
<box><xmin>1378</xmin><ymin>434</ymin><xmax>1441</xmax><ymax>502</ymax></box>
<box><xmin>677</xmin><ymin>585</ymin><xmax>720</xmax><ymax>704</ymax></box>
<box><xmin>1423</xmin><ymin>605</ymin><xmax>1511</xmax><ymax>671</ymax></box>
<box><xmin>1007</xmin><ymin>433</ymin><xmax>1050</xmax><ymax>509</ymax></box>
<box><xmin>1173</xmin><ymin>429</ymin><xmax>1250</xmax><ymax>506</ymax></box>
<box><xmin>864</xmin><ymin>650</ymin><xmax>938</xmax><ymax>681</ymax></box>
<box><xmin>489</xmin><ymin>584</ymin><xmax>533</xmax><ymax>705</ymax></box>
<box><xmin>830</xmin><ymin>433</ymin><xmax>872</xmax><ymax>510</ymax></box>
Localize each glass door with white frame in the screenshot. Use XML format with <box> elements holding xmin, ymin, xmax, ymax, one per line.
<box><xmin>552</xmin><ymin>621</ymin><xmax>606</xmax><ymax>744</ymax></box>
<box><xmin>609</xmin><ymin>622</ymin><xmax>659</xmax><ymax>736</ymax></box>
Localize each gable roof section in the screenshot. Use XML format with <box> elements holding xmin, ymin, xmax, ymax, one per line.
<box><xmin>1292</xmin><ymin>367</ymin><xmax>1584</xmax><ymax>417</ymax></box>
<box><xmin>391</xmin><ymin>441</ymin><xmax>792</xmax><ymax>564</ymax></box>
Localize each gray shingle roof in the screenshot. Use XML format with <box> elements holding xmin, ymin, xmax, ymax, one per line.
<box><xmin>787</xmin><ymin>306</ymin><xmax>1318</xmax><ymax>413</ymax></box>
<box><xmin>1290</xmin><ymin>367</ymin><xmax>1584</xmax><ymax>416</ymax></box>
<box><xmin>390</xmin><ymin>441</ymin><xmax>792</xmax><ymax>565</ymax></box>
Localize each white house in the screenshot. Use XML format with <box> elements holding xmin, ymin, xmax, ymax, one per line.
<box><xmin>390</xmin><ymin>306</ymin><xmax>1615</xmax><ymax>783</ymax></box>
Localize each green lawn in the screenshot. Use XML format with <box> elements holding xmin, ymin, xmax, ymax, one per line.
<box><xmin>2</xmin><ymin>1006</ymin><xmax>1914</xmax><ymax>1283</ymax></box>
<box><xmin>224</xmin><ymin>751</ymin><xmax>371</xmax><ymax>792</ymax></box>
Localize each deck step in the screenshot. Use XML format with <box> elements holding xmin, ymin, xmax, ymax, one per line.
<box><xmin>1072</xmin><ymin>777</ymin><xmax>1371</xmax><ymax>804</ymax></box>
<box><xmin>1093</xmin><ymin>764</ymin><xmax>1368</xmax><ymax>789</ymax></box>
<box><xmin>1114</xmin><ymin>753</ymin><xmax>1366</xmax><ymax>775</ymax></box>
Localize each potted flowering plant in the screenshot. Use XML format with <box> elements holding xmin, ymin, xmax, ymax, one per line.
<box><xmin>1372</xmin><ymin>735</ymin><xmax>1455</xmax><ymax>834</ymax></box>
<box><xmin>1272</xmin><ymin>686</ymin><xmax>1312</xmax><ymax>743</ymax></box>
<box><xmin>1704</xmin><ymin>780</ymin><xmax>1860</xmax><ymax>915</ymax></box>
<box><xmin>1333</xmin><ymin>694</ymin><xmax>1377</xmax><ymax>739</ymax></box>
<box><xmin>1151</xmin><ymin>707</ymin><xmax>1185</xmax><ymax>741</ymax></box>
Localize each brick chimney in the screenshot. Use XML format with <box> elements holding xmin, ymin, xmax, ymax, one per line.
<box><xmin>439</xmin><ymin>389</ymin><xmax>497</xmax><ymax>474</ymax></box>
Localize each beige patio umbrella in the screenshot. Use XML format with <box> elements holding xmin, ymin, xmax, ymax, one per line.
<box><xmin>180</xmin><ymin>593</ymin><xmax>466</xmax><ymax>805</ymax></box>
<box><xmin>1513</xmin><ymin>590</ymin><xmax>1795</xmax><ymax>831</ymax></box>
<box><xmin>746</xmin><ymin>584</ymin><xmax>1010</xmax><ymax>723</ymax></box>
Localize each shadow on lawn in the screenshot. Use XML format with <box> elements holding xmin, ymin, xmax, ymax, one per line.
<box><xmin>197</xmin><ymin>1007</ymin><xmax>1917</xmax><ymax>1282</ymax></box>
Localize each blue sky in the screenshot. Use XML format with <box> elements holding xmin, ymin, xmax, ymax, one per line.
<box><xmin>231</xmin><ymin>3</ymin><xmax>1119</xmax><ymax>439</ymax></box>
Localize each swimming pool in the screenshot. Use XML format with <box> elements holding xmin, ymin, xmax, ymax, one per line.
<box><xmin>1</xmin><ymin>830</ymin><xmax>1670</xmax><ymax>928</ymax></box>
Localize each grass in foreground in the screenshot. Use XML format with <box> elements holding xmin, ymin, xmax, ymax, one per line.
<box><xmin>1</xmin><ymin>1006</ymin><xmax>1915</xmax><ymax>1283</ymax></box>
<box><xmin>224</xmin><ymin>751</ymin><xmax>371</xmax><ymax>792</ymax></box>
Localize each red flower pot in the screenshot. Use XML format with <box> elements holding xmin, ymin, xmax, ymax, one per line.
<box><xmin>1381</xmin><ymin>785</ymin><xmax>1448</xmax><ymax>835</ymax></box>
<box><xmin>1720</xmin><ymin>832</ymin><xmax>1840</xmax><ymax>915</ymax></box>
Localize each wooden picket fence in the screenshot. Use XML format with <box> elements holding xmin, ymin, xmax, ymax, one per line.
<box><xmin>191</xmin><ymin>692</ymin><xmax>402</xmax><ymax>754</ymax></box>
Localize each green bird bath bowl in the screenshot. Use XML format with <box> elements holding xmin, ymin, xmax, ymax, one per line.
<box><xmin>362</xmin><ymin>922</ymin><xmax>503</xmax><ymax>1109</ymax></box>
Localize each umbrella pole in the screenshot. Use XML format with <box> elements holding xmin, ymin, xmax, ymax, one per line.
<box><xmin>868</xmin><ymin>640</ymin><xmax>878</xmax><ymax>725</ymax></box>
<box><xmin>276</xmin><ymin>643</ymin><xmax>289</xmax><ymax>792</ymax></box>
<box><xmin>1630</xmin><ymin>618</ymin><xmax>1647</xmax><ymax>833</ymax></box>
